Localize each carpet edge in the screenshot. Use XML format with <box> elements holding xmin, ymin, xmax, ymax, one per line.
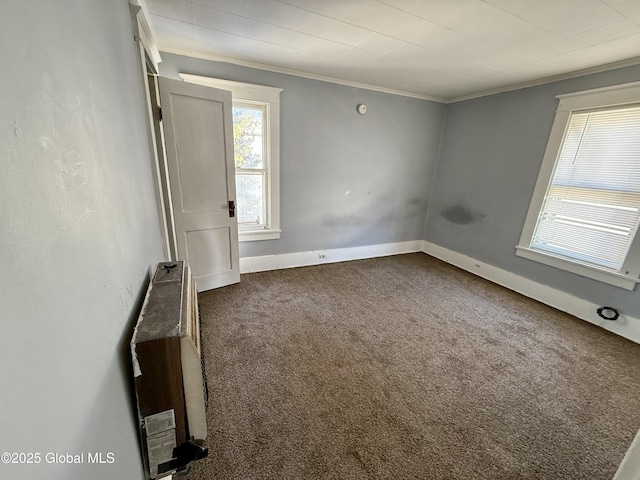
<box><xmin>421</xmin><ymin>240</ymin><xmax>640</xmax><ymax>345</ymax></box>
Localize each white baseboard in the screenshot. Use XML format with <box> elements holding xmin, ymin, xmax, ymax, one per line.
<box><xmin>240</xmin><ymin>240</ymin><xmax>423</xmax><ymax>274</ymax></box>
<box><xmin>614</xmin><ymin>427</ymin><xmax>640</xmax><ymax>480</ymax></box>
<box><xmin>421</xmin><ymin>241</ymin><xmax>640</xmax><ymax>344</ymax></box>
<box><xmin>240</xmin><ymin>239</ymin><xmax>639</xmax><ymax>477</ymax></box>
<box><xmin>238</xmin><ymin>239</ymin><xmax>639</xmax><ymax>344</ymax></box>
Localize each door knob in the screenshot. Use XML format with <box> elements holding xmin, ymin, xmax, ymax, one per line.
<box><xmin>228</xmin><ymin>200</ymin><xmax>236</xmax><ymax>218</ymax></box>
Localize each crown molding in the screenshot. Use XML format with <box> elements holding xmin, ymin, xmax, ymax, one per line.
<box><xmin>447</xmin><ymin>56</ymin><xmax>640</xmax><ymax>104</ymax></box>
<box><xmin>159</xmin><ymin>46</ymin><xmax>640</xmax><ymax>105</ymax></box>
<box><xmin>129</xmin><ymin>0</ymin><xmax>162</xmax><ymax>70</ymax></box>
<box><xmin>159</xmin><ymin>47</ymin><xmax>447</xmax><ymax>104</ymax></box>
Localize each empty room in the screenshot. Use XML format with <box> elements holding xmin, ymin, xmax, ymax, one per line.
<box><xmin>2</xmin><ymin>1</ymin><xmax>640</xmax><ymax>479</ymax></box>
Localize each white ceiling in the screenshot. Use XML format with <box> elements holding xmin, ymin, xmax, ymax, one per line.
<box><xmin>145</xmin><ymin>0</ymin><xmax>640</xmax><ymax>102</ymax></box>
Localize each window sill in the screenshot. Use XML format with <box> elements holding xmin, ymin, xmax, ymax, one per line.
<box><xmin>239</xmin><ymin>229</ymin><xmax>281</xmax><ymax>242</ymax></box>
<box><xmin>515</xmin><ymin>246</ymin><xmax>638</xmax><ymax>290</ymax></box>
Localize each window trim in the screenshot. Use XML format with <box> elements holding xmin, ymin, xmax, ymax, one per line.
<box><xmin>516</xmin><ymin>81</ymin><xmax>640</xmax><ymax>291</ymax></box>
<box><xmin>179</xmin><ymin>73</ymin><xmax>282</xmax><ymax>242</ymax></box>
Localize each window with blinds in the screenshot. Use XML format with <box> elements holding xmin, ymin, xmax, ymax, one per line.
<box><xmin>516</xmin><ymin>82</ymin><xmax>640</xmax><ymax>290</ymax></box>
<box><xmin>531</xmin><ymin>105</ymin><xmax>640</xmax><ymax>272</ymax></box>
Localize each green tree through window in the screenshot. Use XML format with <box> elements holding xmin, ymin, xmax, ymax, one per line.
<box><xmin>233</xmin><ymin>107</ymin><xmax>262</xmax><ymax>168</ymax></box>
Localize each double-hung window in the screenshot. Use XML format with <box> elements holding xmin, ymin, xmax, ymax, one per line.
<box><xmin>233</xmin><ymin>102</ymin><xmax>270</xmax><ymax>232</ymax></box>
<box><xmin>516</xmin><ymin>82</ymin><xmax>640</xmax><ymax>290</ymax></box>
<box><xmin>180</xmin><ymin>74</ymin><xmax>282</xmax><ymax>242</ymax></box>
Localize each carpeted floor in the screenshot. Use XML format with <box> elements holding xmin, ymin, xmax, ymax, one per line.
<box><xmin>187</xmin><ymin>253</ymin><xmax>640</xmax><ymax>479</ymax></box>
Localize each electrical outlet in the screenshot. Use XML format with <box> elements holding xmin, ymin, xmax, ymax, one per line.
<box><xmin>319</xmin><ymin>253</ymin><xmax>327</xmax><ymax>259</ymax></box>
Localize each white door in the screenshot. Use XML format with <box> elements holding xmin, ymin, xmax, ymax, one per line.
<box><xmin>159</xmin><ymin>77</ymin><xmax>240</xmax><ymax>292</ymax></box>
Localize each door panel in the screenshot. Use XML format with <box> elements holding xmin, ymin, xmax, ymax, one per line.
<box><xmin>171</xmin><ymin>94</ymin><xmax>228</xmax><ymax>212</ymax></box>
<box><xmin>159</xmin><ymin>77</ymin><xmax>240</xmax><ymax>292</ymax></box>
<box><xmin>185</xmin><ymin>227</ymin><xmax>233</xmax><ymax>277</ymax></box>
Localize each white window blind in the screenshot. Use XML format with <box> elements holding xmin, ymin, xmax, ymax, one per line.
<box><xmin>530</xmin><ymin>104</ymin><xmax>640</xmax><ymax>272</ymax></box>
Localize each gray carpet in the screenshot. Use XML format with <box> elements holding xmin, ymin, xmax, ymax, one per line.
<box><xmin>188</xmin><ymin>253</ymin><xmax>640</xmax><ymax>479</ymax></box>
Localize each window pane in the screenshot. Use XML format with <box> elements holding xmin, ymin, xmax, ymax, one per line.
<box><xmin>233</xmin><ymin>105</ymin><xmax>264</xmax><ymax>169</ymax></box>
<box><xmin>236</xmin><ymin>173</ymin><xmax>265</xmax><ymax>227</ymax></box>
<box><xmin>554</xmin><ymin>108</ymin><xmax>640</xmax><ymax>191</ymax></box>
<box><xmin>531</xmin><ymin>105</ymin><xmax>640</xmax><ymax>271</ymax></box>
<box><xmin>532</xmin><ymin>188</ymin><xmax>640</xmax><ymax>269</ymax></box>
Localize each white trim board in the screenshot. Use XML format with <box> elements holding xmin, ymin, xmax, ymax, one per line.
<box><xmin>129</xmin><ymin>0</ymin><xmax>162</xmax><ymax>70</ymax></box>
<box><xmin>614</xmin><ymin>427</ymin><xmax>640</xmax><ymax>480</ymax></box>
<box><xmin>421</xmin><ymin>241</ymin><xmax>640</xmax><ymax>345</ymax></box>
<box><xmin>160</xmin><ymin>48</ymin><xmax>640</xmax><ymax>105</ymax></box>
<box><xmin>240</xmin><ymin>241</ymin><xmax>423</xmax><ymax>273</ymax></box>
<box><xmin>239</xmin><ymin>240</ymin><xmax>640</xmax><ymax>344</ymax></box>
<box><xmin>159</xmin><ymin>47</ymin><xmax>446</xmax><ymax>103</ymax></box>
<box><xmin>448</xmin><ymin>56</ymin><xmax>640</xmax><ymax>104</ymax></box>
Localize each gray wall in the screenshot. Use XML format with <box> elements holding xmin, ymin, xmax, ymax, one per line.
<box><xmin>0</xmin><ymin>1</ymin><xmax>165</xmax><ymax>479</ymax></box>
<box><xmin>2</xmin><ymin>3</ymin><xmax>636</xmax><ymax>479</ymax></box>
<box><xmin>159</xmin><ymin>53</ymin><xmax>446</xmax><ymax>258</ymax></box>
<box><xmin>426</xmin><ymin>64</ymin><xmax>640</xmax><ymax>317</ymax></box>
<box><xmin>160</xmin><ymin>53</ymin><xmax>640</xmax><ymax>315</ymax></box>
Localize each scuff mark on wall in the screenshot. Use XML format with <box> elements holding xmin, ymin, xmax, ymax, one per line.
<box><xmin>322</xmin><ymin>214</ymin><xmax>367</xmax><ymax>228</ymax></box>
<box><xmin>440</xmin><ymin>204</ymin><xmax>486</xmax><ymax>225</ymax></box>
<box><xmin>13</xmin><ymin>120</ymin><xmax>22</xmax><ymax>139</ymax></box>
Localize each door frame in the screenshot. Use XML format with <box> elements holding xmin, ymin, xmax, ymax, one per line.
<box><xmin>130</xmin><ymin>4</ymin><xmax>175</xmax><ymax>261</ymax></box>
